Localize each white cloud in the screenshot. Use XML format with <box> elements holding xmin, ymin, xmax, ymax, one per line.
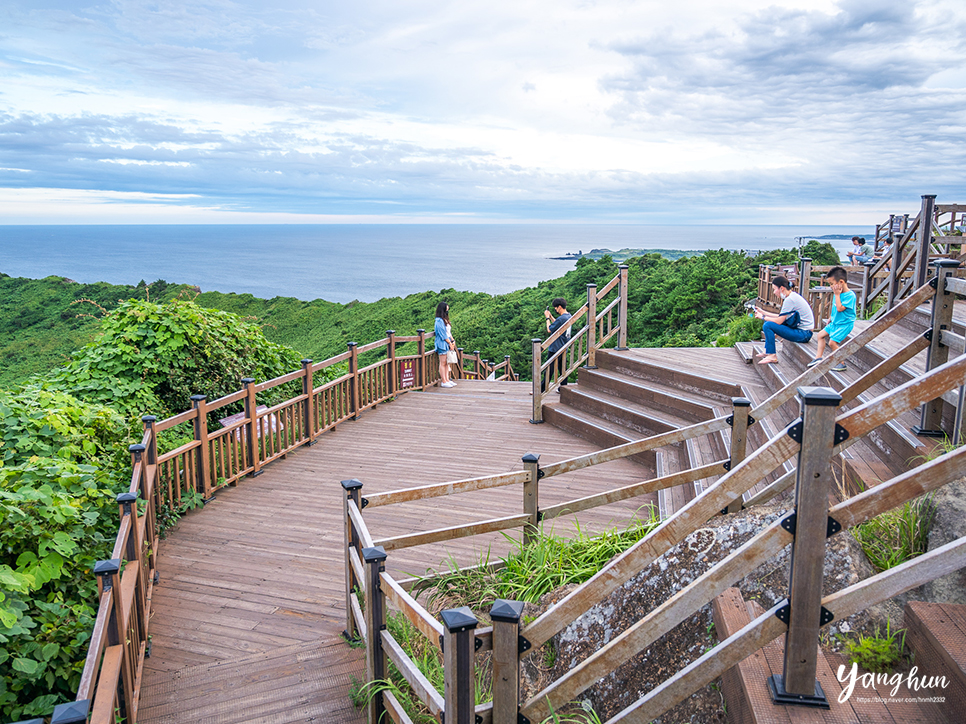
<box><xmin>0</xmin><ymin>0</ymin><xmax>964</xmax><ymax>222</ymax></box>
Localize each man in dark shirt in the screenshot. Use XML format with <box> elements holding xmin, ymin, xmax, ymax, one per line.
<box><xmin>544</xmin><ymin>297</ymin><xmax>572</xmax><ymax>390</ymax></box>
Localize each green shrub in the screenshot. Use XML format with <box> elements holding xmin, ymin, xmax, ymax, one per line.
<box><xmin>0</xmin><ymin>387</ymin><xmax>128</xmax><ymax>721</ymax></box>
<box><xmin>839</xmin><ymin>620</ymin><xmax>906</xmax><ymax>673</ymax></box>
<box><xmin>715</xmin><ymin>313</ymin><xmax>763</xmax><ymax>348</ymax></box>
<box><xmin>46</xmin><ymin>298</ymin><xmax>305</xmax><ymax>420</ymax></box>
<box><xmin>852</xmin><ymin>495</ymin><xmax>937</xmax><ymax>573</ymax></box>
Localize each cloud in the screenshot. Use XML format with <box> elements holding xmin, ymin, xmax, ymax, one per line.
<box><xmin>1</xmin><ymin>0</ymin><xmax>965</xmax><ymax>222</ymax></box>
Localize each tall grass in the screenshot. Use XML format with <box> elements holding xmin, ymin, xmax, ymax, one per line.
<box><xmin>415</xmin><ymin>509</ymin><xmax>660</xmax><ymax>609</ymax></box>
<box><xmin>852</xmin><ymin>495</ymin><xmax>937</xmax><ymax>572</ymax></box>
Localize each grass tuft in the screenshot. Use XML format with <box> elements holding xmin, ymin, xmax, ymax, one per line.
<box><xmin>852</xmin><ymin>495</ymin><xmax>936</xmax><ymax>573</ymax></box>
<box><xmin>415</xmin><ymin>509</ymin><xmax>660</xmax><ymax>608</ymax></box>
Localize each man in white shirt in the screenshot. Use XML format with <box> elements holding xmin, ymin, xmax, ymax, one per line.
<box><xmin>754</xmin><ymin>276</ymin><xmax>814</xmax><ymax>365</ymax></box>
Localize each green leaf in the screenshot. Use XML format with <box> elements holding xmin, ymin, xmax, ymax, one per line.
<box><xmin>41</xmin><ymin>643</ymin><xmax>60</xmax><ymax>661</ymax></box>
<box><xmin>12</xmin><ymin>657</ymin><xmax>40</xmax><ymax>675</ymax></box>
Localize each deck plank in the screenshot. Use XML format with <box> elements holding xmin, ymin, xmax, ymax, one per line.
<box><xmin>139</xmin><ymin>380</ymin><xmax>657</xmax><ymax>721</ymax></box>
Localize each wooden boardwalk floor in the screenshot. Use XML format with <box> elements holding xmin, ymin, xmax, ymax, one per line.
<box><xmin>140</xmin><ymin>379</ymin><xmax>660</xmax><ymax>722</ymax></box>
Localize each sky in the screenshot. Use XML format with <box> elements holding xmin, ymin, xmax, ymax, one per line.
<box><xmin>0</xmin><ymin>0</ymin><xmax>964</xmax><ymax>224</ymax></box>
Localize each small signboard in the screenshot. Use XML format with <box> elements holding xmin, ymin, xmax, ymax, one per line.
<box><xmin>400</xmin><ymin>359</ymin><xmax>416</xmax><ymax>388</ymax></box>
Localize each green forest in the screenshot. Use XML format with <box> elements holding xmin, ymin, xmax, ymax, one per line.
<box><xmin>0</xmin><ymin>240</ymin><xmax>839</xmax><ymax>719</ymax></box>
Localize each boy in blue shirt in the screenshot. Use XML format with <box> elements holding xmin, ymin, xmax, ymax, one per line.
<box><xmin>807</xmin><ymin>266</ymin><xmax>856</xmax><ymax>371</ymax></box>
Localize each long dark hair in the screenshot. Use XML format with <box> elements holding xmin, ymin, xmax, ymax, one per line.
<box><xmin>435</xmin><ymin>301</ymin><xmax>449</xmax><ymax>324</ymax></box>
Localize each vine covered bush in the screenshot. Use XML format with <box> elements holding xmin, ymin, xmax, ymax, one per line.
<box><xmin>1</xmin><ymin>299</ymin><xmax>309</xmax><ymax>719</ymax></box>
<box><xmin>47</xmin><ymin>298</ymin><xmax>305</xmax><ymax>419</ymax></box>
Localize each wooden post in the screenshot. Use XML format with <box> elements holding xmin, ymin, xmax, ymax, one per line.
<box><xmin>361</xmin><ymin>545</ymin><xmax>388</xmax><ymax>719</ymax></box>
<box><xmin>474</xmin><ymin>350</ymin><xmax>481</xmax><ymax>379</ymax></box>
<box><xmin>117</xmin><ymin>490</ymin><xmax>147</xmax><ymax>647</ymax></box>
<box><xmin>416</xmin><ymin>329</ymin><xmax>426</xmax><ymax>388</ymax></box>
<box><xmin>342</xmin><ymin>478</ymin><xmax>363</xmax><ymax>640</ymax></box>
<box><xmin>522</xmin><ymin>453</ymin><xmax>540</xmax><ymax>547</ymax></box>
<box><xmin>914</xmin><ymin>195</ymin><xmax>937</xmax><ymax>290</ymax></box>
<box><xmin>140</xmin><ymin>415</ymin><xmax>158</xmax><ymax>563</ymax></box>
<box><xmin>441</xmin><ymin>606</ymin><xmax>478</xmax><ymax>724</ymax></box>
<box><xmin>363</xmin><ymin>545</ymin><xmax>388</xmax><ymax>724</ymax></box>
<box><xmin>142</xmin><ymin>414</ymin><xmax>158</xmax><ymax>465</ymax></box>
<box><xmin>798</xmin><ymin>257</ymin><xmax>812</xmax><ymax>296</ymax></box>
<box><xmin>586</xmin><ymin>283</ymin><xmax>598</xmax><ymax>368</ymax></box>
<box><xmin>456</xmin><ymin>347</ymin><xmax>464</xmax><ymax>380</ymax></box>
<box><xmin>913</xmin><ymin>259</ymin><xmax>961</xmax><ymax>436</ymax></box>
<box><xmin>190</xmin><ymin>394</ymin><xmax>212</xmax><ymax>499</ymax></box>
<box><xmin>770</xmin><ymin>386</ymin><xmax>841</xmax><ymax>707</ymax></box>
<box><xmin>242</xmin><ymin>377</ymin><xmax>261</xmax><ymax>477</ymax></box>
<box><xmin>49</xmin><ymin>699</ymin><xmax>91</xmax><ymax>724</ymax></box>
<box><xmin>386</xmin><ymin>331</ymin><xmax>397</xmax><ymax>395</ymax></box>
<box><xmin>94</xmin><ymin>558</ymin><xmax>133</xmax><ymax>718</ymax></box>
<box><xmin>725</xmin><ymin>397</ymin><xmax>752</xmax><ymax>514</ymax></box>
<box><xmin>617</xmin><ymin>264</ymin><xmax>629</xmax><ymax>350</ymax></box>
<box><xmin>530</xmin><ymin>338</ymin><xmax>544</xmax><ymax>423</ymax></box>
<box><xmin>491</xmin><ymin>599</ymin><xmax>524</xmax><ymax>724</ymax></box>
<box><xmin>504</xmin><ymin>355</ymin><xmax>512</xmax><ymax>381</ymax></box>
<box><xmin>860</xmin><ymin>261</ymin><xmax>874</xmax><ymax>317</ymax></box>
<box><xmin>302</xmin><ymin>359</ymin><xmax>315</xmax><ymax>444</ymax></box>
<box><xmin>348</xmin><ymin>342</ymin><xmax>360</xmax><ymax>419</ymax></box>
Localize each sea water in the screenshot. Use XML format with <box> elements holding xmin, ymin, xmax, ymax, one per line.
<box><xmin>0</xmin><ymin>224</ymin><xmax>873</xmax><ymax>304</ymax></box>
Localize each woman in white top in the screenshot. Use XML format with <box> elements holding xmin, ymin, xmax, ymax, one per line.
<box><xmin>754</xmin><ymin>276</ymin><xmax>814</xmax><ymax>365</ymax></box>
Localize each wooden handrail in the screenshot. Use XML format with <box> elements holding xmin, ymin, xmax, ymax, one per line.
<box><xmin>364</xmin><ymin>470</ymin><xmax>530</xmax><ymax>507</ymax></box>
<box><xmin>381</xmin><ymin>572</ymin><xmax>444</xmax><ymax>643</ymax></box>
<box><xmin>539</xmin><ymin>461</ymin><xmax>725</xmax><ymax>521</ymax></box>
<box><xmin>524</xmin><ymin>437</ymin><xmax>966</xmax><ymax>720</ymax></box>
<box><xmin>382</xmin><ymin>630</ymin><xmax>445</xmax><ymax>716</ymax></box>
<box><xmin>614</xmin><ymin>534</ymin><xmax>966</xmax><ymax>723</ymax></box>
<box><xmin>373</xmin><ymin>513</ymin><xmax>530</xmax><ymax>551</ymax></box>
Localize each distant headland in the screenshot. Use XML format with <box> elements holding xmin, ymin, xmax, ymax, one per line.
<box><xmin>551</xmin><ymin>248</ymin><xmax>704</xmax><ymax>262</ymax></box>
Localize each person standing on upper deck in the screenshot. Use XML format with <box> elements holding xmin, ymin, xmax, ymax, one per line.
<box><xmin>754</xmin><ymin>276</ymin><xmax>814</xmax><ymax>365</ymax></box>
<box><xmin>544</xmin><ymin>297</ymin><xmax>572</xmax><ymax>390</ymax></box>
<box><xmin>434</xmin><ymin>302</ymin><xmax>457</xmax><ymax>388</ymax></box>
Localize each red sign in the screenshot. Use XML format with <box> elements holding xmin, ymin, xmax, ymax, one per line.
<box><xmin>400</xmin><ymin>359</ymin><xmax>416</xmax><ymax>388</ymax></box>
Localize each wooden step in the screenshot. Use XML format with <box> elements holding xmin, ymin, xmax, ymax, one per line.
<box><xmin>559</xmin><ymin>386</ymin><xmax>685</xmax><ymax>435</ymax></box>
<box><xmin>541</xmin><ymin>403</ymin><xmax>657</xmax><ymax>472</ymax></box>
<box><xmin>904</xmin><ymin>600</ymin><xmax>966</xmax><ymax>716</ymax></box>
<box><xmin>596</xmin><ymin>349</ymin><xmax>743</xmax><ymax>404</ymax></box>
<box><xmin>578</xmin><ymin>367</ymin><xmax>719</xmax><ymax>423</ymax></box>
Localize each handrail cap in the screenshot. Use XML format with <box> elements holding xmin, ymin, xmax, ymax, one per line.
<box><xmin>341</xmin><ymin>478</ymin><xmax>363</xmax><ymax>491</ymax></box>
<box><xmin>441</xmin><ymin>606</ymin><xmax>478</xmax><ymax>633</ymax></box>
<box><xmin>93</xmin><ymin>559</ymin><xmax>122</xmax><ymax>576</ymax></box>
<box><xmin>522</xmin><ymin>453</ymin><xmax>540</xmax><ymax>464</ymax></box>
<box><xmin>797</xmin><ymin>386</ymin><xmax>842</xmax><ymax>406</ymax></box>
<box><xmin>490</xmin><ymin>599</ymin><xmax>525</xmax><ymax>623</ymax></box>
<box><xmin>930</xmin><ymin>259</ymin><xmax>961</xmax><ymax>268</ymax></box>
<box><xmin>362</xmin><ymin>546</ymin><xmax>387</xmax><ymax>563</ymax></box>
<box><xmin>50</xmin><ymin>699</ymin><xmax>91</xmax><ymax>724</ymax></box>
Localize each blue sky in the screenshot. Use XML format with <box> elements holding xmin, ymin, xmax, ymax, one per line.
<box><xmin>1</xmin><ymin>0</ymin><xmax>964</xmax><ymax>224</ymax></box>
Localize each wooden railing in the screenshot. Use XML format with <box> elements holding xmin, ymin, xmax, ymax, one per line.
<box><xmin>37</xmin><ymin>329</ymin><xmax>514</xmax><ymax>724</ymax></box>
<box><xmin>344</xmin><ymin>262</ymin><xmax>966</xmax><ymax>724</ymax></box>
<box><xmin>530</xmin><ymin>265</ymin><xmax>628</xmax><ymax>422</ymax></box>
<box><xmin>860</xmin><ymin>196</ymin><xmax>965</xmax><ymax>318</ymax></box>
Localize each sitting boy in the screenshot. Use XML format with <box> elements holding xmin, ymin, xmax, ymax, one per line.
<box><xmin>807</xmin><ymin>266</ymin><xmax>856</xmax><ymax>371</ymax></box>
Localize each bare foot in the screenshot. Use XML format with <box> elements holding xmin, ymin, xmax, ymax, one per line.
<box><xmin>757</xmin><ymin>354</ymin><xmax>779</xmax><ymax>365</ymax></box>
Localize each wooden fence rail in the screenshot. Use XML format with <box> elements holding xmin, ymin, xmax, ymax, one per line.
<box><xmin>344</xmin><ymin>260</ymin><xmax>966</xmax><ymax>724</ymax></box>
<box><xmin>531</xmin><ymin>265</ymin><xmax>628</xmax><ymax>422</ymax></box>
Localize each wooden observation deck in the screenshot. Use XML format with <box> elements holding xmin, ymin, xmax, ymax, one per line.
<box><xmin>137</xmin><ymin>379</ymin><xmax>665</xmax><ymax>723</ymax></box>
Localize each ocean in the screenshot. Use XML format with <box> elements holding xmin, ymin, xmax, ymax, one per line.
<box><xmin>0</xmin><ymin>224</ymin><xmax>874</xmax><ymax>304</ymax></box>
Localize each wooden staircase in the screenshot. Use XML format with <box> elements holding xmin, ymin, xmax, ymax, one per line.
<box><xmin>540</xmin><ymin>297</ymin><xmax>960</xmax><ymax>520</ymax></box>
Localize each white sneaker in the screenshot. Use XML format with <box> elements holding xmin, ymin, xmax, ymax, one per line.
<box><xmin>441</xmin><ymin>381</ymin><xmax>457</xmax><ymax>388</ymax></box>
